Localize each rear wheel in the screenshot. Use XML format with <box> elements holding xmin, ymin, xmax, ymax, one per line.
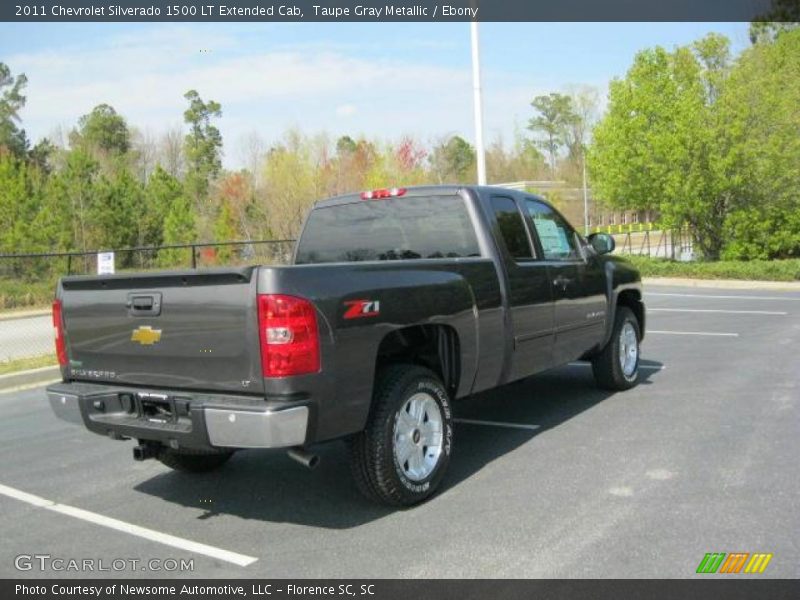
<box><xmin>348</xmin><ymin>365</ymin><xmax>453</xmax><ymax>507</ymax></box>
<box><xmin>158</xmin><ymin>448</ymin><xmax>234</xmax><ymax>473</ymax></box>
<box><xmin>592</xmin><ymin>306</ymin><xmax>641</xmax><ymax>391</ymax></box>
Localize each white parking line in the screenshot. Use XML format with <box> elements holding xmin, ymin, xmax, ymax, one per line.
<box><xmin>649</xmin><ymin>308</ymin><xmax>787</xmax><ymax>315</ymax></box>
<box><xmin>647</xmin><ymin>292</ymin><xmax>799</xmax><ymax>301</ymax></box>
<box><xmin>648</xmin><ymin>330</ymin><xmax>739</xmax><ymax>337</ymax></box>
<box><xmin>0</xmin><ymin>483</ymin><xmax>258</xmax><ymax>567</ymax></box>
<box><xmin>567</xmin><ymin>362</ymin><xmax>665</xmax><ymax>371</ymax></box>
<box><xmin>454</xmin><ymin>418</ymin><xmax>541</xmax><ymax>431</ymax></box>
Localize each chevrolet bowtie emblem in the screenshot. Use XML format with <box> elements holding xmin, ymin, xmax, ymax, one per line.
<box><xmin>131</xmin><ymin>326</ymin><xmax>162</xmax><ymax>345</ymax></box>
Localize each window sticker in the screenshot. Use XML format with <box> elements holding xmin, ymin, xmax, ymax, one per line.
<box><xmin>533</xmin><ymin>218</ymin><xmax>568</xmax><ymax>256</ymax></box>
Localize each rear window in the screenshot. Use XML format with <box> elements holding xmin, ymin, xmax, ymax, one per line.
<box><xmin>295</xmin><ymin>195</ymin><xmax>481</xmax><ymax>264</ymax></box>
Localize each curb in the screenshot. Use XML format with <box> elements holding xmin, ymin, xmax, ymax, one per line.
<box><xmin>0</xmin><ymin>309</ymin><xmax>50</xmax><ymax>321</ymax></box>
<box><xmin>0</xmin><ymin>365</ymin><xmax>60</xmax><ymax>391</ymax></box>
<box><xmin>642</xmin><ymin>277</ymin><xmax>800</xmax><ymax>292</ymax></box>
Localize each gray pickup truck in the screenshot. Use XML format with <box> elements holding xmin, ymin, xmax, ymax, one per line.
<box><xmin>47</xmin><ymin>185</ymin><xmax>645</xmax><ymax>506</ymax></box>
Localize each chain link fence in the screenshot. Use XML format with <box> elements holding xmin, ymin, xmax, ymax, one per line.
<box><xmin>0</xmin><ymin>312</ymin><xmax>53</xmax><ymax>363</ymax></box>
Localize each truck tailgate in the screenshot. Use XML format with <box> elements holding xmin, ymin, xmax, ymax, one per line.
<box><xmin>59</xmin><ymin>267</ymin><xmax>263</xmax><ymax>394</ymax></box>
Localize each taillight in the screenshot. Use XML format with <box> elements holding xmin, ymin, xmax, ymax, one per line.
<box><xmin>257</xmin><ymin>294</ymin><xmax>320</xmax><ymax>377</ymax></box>
<box><xmin>52</xmin><ymin>299</ymin><xmax>67</xmax><ymax>367</ymax></box>
<box><xmin>360</xmin><ymin>187</ymin><xmax>406</xmax><ymax>200</ymax></box>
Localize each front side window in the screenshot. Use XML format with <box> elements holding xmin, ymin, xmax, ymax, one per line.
<box><xmin>295</xmin><ymin>195</ymin><xmax>481</xmax><ymax>264</ymax></box>
<box><xmin>524</xmin><ymin>199</ymin><xmax>582</xmax><ymax>261</ymax></box>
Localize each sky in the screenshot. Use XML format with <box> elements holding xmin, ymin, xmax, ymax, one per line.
<box><xmin>0</xmin><ymin>21</ymin><xmax>750</xmax><ymax>168</ymax></box>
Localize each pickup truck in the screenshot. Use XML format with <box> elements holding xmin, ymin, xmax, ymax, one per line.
<box><xmin>47</xmin><ymin>185</ymin><xmax>645</xmax><ymax>506</ymax></box>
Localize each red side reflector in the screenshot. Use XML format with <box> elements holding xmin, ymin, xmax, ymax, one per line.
<box><xmin>52</xmin><ymin>299</ymin><xmax>68</xmax><ymax>367</ymax></box>
<box><xmin>360</xmin><ymin>187</ymin><xmax>407</xmax><ymax>200</ymax></box>
<box><xmin>257</xmin><ymin>294</ymin><xmax>320</xmax><ymax>377</ymax></box>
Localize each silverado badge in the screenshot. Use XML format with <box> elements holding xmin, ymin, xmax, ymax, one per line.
<box><xmin>131</xmin><ymin>326</ymin><xmax>162</xmax><ymax>345</ymax></box>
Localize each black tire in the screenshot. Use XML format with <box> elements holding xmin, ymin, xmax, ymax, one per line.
<box><xmin>592</xmin><ymin>306</ymin><xmax>641</xmax><ymax>391</ymax></box>
<box><xmin>157</xmin><ymin>448</ymin><xmax>234</xmax><ymax>473</ymax></box>
<box><xmin>348</xmin><ymin>365</ymin><xmax>453</xmax><ymax>507</ymax></box>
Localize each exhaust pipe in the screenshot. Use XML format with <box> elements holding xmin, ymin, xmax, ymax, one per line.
<box><xmin>287</xmin><ymin>447</ymin><xmax>319</xmax><ymax>470</ymax></box>
<box><xmin>132</xmin><ymin>443</ymin><xmax>159</xmax><ymax>461</ymax></box>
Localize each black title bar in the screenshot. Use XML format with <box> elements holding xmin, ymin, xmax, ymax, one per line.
<box><xmin>2</xmin><ymin>0</ymin><xmax>795</xmax><ymax>22</ymax></box>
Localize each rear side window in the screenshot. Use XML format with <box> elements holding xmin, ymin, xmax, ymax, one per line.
<box><xmin>490</xmin><ymin>196</ymin><xmax>533</xmax><ymax>260</ymax></box>
<box><xmin>295</xmin><ymin>195</ymin><xmax>481</xmax><ymax>264</ymax></box>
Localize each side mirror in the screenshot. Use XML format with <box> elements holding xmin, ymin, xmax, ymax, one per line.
<box><xmin>588</xmin><ymin>232</ymin><xmax>615</xmax><ymax>255</ymax></box>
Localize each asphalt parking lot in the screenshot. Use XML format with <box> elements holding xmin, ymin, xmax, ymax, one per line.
<box><xmin>1</xmin><ymin>283</ymin><xmax>798</xmax><ymax>579</ymax></box>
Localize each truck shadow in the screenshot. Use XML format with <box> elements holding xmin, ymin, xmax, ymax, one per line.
<box><xmin>134</xmin><ymin>359</ymin><xmax>663</xmax><ymax>528</ymax></box>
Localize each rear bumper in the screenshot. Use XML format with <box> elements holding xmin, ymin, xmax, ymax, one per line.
<box><xmin>46</xmin><ymin>381</ymin><xmax>309</xmax><ymax>450</ymax></box>
<box><xmin>204</xmin><ymin>406</ymin><xmax>308</xmax><ymax>448</ymax></box>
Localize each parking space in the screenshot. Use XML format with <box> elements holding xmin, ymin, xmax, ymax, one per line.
<box><xmin>1</xmin><ymin>283</ymin><xmax>798</xmax><ymax>578</ymax></box>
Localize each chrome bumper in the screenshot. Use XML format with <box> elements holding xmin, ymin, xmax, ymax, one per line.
<box><xmin>46</xmin><ymin>384</ymin><xmax>309</xmax><ymax>450</ymax></box>
<box><xmin>48</xmin><ymin>390</ymin><xmax>83</xmax><ymax>425</ymax></box>
<box><xmin>204</xmin><ymin>406</ymin><xmax>308</xmax><ymax>448</ymax></box>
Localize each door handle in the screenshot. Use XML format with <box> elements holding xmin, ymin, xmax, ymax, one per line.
<box><xmin>131</xmin><ymin>296</ymin><xmax>154</xmax><ymax>310</ymax></box>
<box><xmin>126</xmin><ymin>292</ymin><xmax>162</xmax><ymax>316</ymax></box>
<box><xmin>553</xmin><ymin>275</ymin><xmax>572</xmax><ymax>289</ymax></box>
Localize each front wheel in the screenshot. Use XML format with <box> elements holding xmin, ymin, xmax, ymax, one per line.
<box><xmin>348</xmin><ymin>365</ymin><xmax>453</xmax><ymax>507</ymax></box>
<box><xmin>592</xmin><ymin>306</ymin><xmax>641</xmax><ymax>391</ymax></box>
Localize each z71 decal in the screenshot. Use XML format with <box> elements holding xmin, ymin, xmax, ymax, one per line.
<box><xmin>343</xmin><ymin>299</ymin><xmax>380</xmax><ymax>319</ymax></box>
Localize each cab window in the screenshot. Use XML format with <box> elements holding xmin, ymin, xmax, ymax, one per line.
<box><xmin>525</xmin><ymin>199</ymin><xmax>582</xmax><ymax>261</ymax></box>
<box><xmin>490</xmin><ymin>196</ymin><xmax>533</xmax><ymax>260</ymax></box>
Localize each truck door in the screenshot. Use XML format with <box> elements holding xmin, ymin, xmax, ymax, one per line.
<box><xmin>523</xmin><ymin>197</ymin><xmax>607</xmax><ymax>365</ymax></box>
<box><xmin>488</xmin><ymin>195</ymin><xmax>555</xmax><ymax>381</ymax></box>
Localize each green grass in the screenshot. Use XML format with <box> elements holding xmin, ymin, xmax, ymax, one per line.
<box><xmin>0</xmin><ymin>354</ymin><xmax>57</xmax><ymax>376</ymax></box>
<box><xmin>625</xmin><ymin>256</ymin><xmax>800</xmax><ymax>282</ymax></box>
<box><xmin>0</xmin><ymin>278</ymin><xmax>55</xmax><ymax>310</ymax></box>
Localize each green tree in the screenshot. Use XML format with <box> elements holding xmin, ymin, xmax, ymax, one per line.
<box><xmin>142</xmin><ymin>166</ymin><xmax>183</xmax><ymax>247</ymax></box>
<box><xmin>528</xmin><ymin>93</ymin><xmax>576</xmax><ymax>178</ymax></box>
<box><xmin>213</xmin><ymin>200</ymin><xmax>238</xmax><ymax>262</ymax></box>
<box><xmin>72</xmin><ymin>104</ymin><xmax>131</xmax><ymax>155</ymax></box>
<box><xmin>261</xmin><ymin>131</ymin><xmax>321</xmax><ymax>239</ymax></box>
<box><xmin>429</xmin><ymin>136</ymin><xmax>475</xmax><ymax>183</ymax></box>
<box><xmin>485</xmin><ymin>134</ymin><xmax>546</xmax><ymax>184</ymax></box>
<box><xmin>0</xmin><ymin>62</ymin><xmax>29</xmax><ymax>157</ymax></box>
<box><xmin>0</xmin><ymin>154</ymin><xmax>38</xmax><ymax>254</ymax></box>
<box><xmin>589</xmin><ymin>36</ymin><xmax>734</xmax><ymax>258</ymax></box>
<box><xmin>717</xmin><ymin>29</ymin><xmax>800</xmax><ymax>259</ymax></box>
<box><xmin>159</xmin><ymin>192</ymin><xmax>196</xmax><ymax>268</ymax></box>
<box><xmin>48</xmin><ymin>149</ymin><xmax>100</xmax><ymax>252</ymax></box>
<box><xmin>183</xmin><ymin>89</ymin><xmax>222</xmax><ymax>209</ymax></box>
<box><xmin>335</xmin><ymin>135</ymin><xmax>358</xmax><ymax>156</ymax></box>
<box><xmin>28</xmin><ymin>138</ymin><xmax>54</xmax><ymax>174</ymax></box>
<box><xmin>90</xmin><ymin>170</ymin><xmax>142</xmax><ymax>260</ymax></box>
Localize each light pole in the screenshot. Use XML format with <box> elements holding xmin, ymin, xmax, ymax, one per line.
<box><xmin>470</xmin><ymin>21</ymin><xmax>487</xmax><ymax>185</ymax></box>
<box><xmin>582</xmin><ymin>147</ymin><xmax>589</xmax><ymax>235</ymax></box>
